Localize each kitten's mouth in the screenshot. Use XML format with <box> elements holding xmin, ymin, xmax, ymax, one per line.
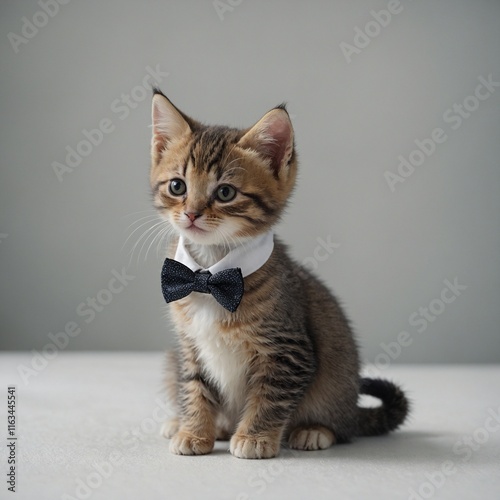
<box><xmin>185</xmin><ymin>223</ymin><xmax>207</xmax><ymax>234</ymax></box>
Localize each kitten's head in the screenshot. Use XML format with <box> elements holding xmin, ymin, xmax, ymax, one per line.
<box><xmin>150</xmin><ymin>89</ymin><xmax>297</xmax><ymax>246</ymax></box>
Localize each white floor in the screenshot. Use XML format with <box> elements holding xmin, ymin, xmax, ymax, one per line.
<box><xmin>0</xmin><ymin>353</ymin><xmax>499</xmax><ymax>500</ymax></box>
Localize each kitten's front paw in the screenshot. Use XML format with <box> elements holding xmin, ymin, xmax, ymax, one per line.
<box><xmin>169</xmin><ymin>430</ymin><xmax>214</xmax><ymax>456</ymax></box>
<box><xmin>288</xmin><ymin>426</ymin><xmax>335</xmax><ymax>451</ymax></box>
<box><xmin>230</xmin><ymin>433</ymin><xmax>280</xmax><ymax>459</ymax></box>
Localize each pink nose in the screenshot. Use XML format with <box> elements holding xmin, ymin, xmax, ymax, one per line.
<box><xmin>185</xmin><ymin>212</ymin><xmax>201</xmax><ymax>222</ymax></box>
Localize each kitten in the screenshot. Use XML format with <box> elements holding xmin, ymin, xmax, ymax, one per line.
<box><xmin>150</xmin><ymin>89</ymin><xmax>409</xmax><ymax>459</ymax></box>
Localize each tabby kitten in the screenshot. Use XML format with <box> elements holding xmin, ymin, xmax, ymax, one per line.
<box><xmin>150</xmin><ymin>89</ymin><xmax>409</xmax><ymax>459</ymax></box>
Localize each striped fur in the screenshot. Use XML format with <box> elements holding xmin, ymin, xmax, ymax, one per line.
<box><xmin>151</xmin><ymin>90</ymin><xmax>409</xmax><ymax>459</ymax></box>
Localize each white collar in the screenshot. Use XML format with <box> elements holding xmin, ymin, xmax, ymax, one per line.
<box><xmin>174</xmin><ymin>231</ymin><xmax>274</xmax><ymax>278</ymax></box>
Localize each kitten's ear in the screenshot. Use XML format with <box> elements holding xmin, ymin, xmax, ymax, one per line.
<box><xmin>151</xmin><ymin>90</ymin><xmax>191</xmax><ymax>161</ymax></box>
<box><xmin>238</xmin><ymin>106</ymin><xmax>294</xmax><ymax>177</ymax></box>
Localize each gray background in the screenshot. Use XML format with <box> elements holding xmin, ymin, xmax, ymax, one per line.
<box><xmin>1</xmin><ymin>0</ymin><xmax>499</xmax><ymax>363</ymax></box>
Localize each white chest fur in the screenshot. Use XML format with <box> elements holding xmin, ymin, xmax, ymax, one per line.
<box><xmin>178</xmin><ymin>294</ymin><xmax>248</xmax><ymax>415</ymax></box>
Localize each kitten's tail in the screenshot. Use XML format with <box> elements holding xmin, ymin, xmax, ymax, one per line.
<box><xmin>357</xmin><ymin>378</ymin><xmax>409</xmax><ymax>436</ymax></box>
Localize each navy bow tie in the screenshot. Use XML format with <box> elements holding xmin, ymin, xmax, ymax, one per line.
<box><xmin>161</xmin><ymin>258</ymin><xmax>244</xmax><ymax>312</ymax></box>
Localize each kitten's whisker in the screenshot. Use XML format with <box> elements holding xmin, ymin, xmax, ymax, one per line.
<box><xmin>156</xmin><ymin>225</ymin><xmax>175</xmax><ymax>259</ymax></box>
<box><xmin>128</xmin><ymin>220</ymin><xmax>166</xmax><ymax>266</ymax></box>
<box><xmin>216</xmin><ymin>226</ymin><xmax>242</xmax><ymax>253</ymax></box>
<box><xmin>122</xmin><ymin>209</ymin><xmax>157</xmax><ymax>218</ymax></box>
<box><xmin>222</xmin><ymin>143</ymin><xmax>238</xmax><ymax>165</ymax></box>
<box><xmin>215</xmin><ymin>227</ymin><xmax>231</xmax><ymax>253</ymax></box>
<box><xmin>144</xmin><ymin>222</ymin><xmax>167</xmax><ymax>262</ymax></box>
<box><xmin>136</xmin><ymin>220</ymin><xmax>169</xmax><ymax>264</ymax></box>
<box><xmin>145</xmin><ymin>221</ymin><xmax>172</xmax><ymax>262</ymax></box>
<box><xmin>125</xmin><ymin>214</ymin><xmax>162</xmax><ymax>230</ymax></box>
<box><xmin>121</xmin><ymin>216</ymin><xmax>163</xmax><ymax>255</ymax></box>
<box><xmin>222</xmin><ymin>157</ymin><xmax>246</xmax><ymax>178</ymax></box>
<box><xmin>217</xmin><ymin>224</ymin><xmax>245</xmax><ymax>250</ymax></box>
<box><xmin>223</xmin><ymin>158</ymin><xmax>244</xmax><ymax>172</ymax></box>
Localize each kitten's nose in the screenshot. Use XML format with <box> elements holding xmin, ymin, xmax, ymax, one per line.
<box><xmin>185</xmin><ymin>212</ymin><xmax>201</xmax><ymax>222</ymax></box>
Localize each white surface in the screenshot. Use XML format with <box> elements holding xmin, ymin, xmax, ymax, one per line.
<box><xmin>0</xmin><ymin>353</ymin><xmax>499</xmax><ymax>500</ymax></box>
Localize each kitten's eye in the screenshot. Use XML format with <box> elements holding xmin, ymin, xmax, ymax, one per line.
<box><xmin>169</xmin><ymin>179</ymin><xmax>186</xmax><ymax>196</ymax></box>
<box><xmin>216</xmin><ymin>184</ymin><xmax>236</xmax><ymax>202</ymax></box>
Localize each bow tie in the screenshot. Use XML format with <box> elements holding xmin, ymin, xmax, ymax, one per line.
<box><xmin>161</xmin><ymin>258</ymin><xmax>244</xmax><ymax>312</ymax></box>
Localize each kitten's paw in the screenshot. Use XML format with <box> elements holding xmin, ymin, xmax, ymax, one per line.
<box><xmin>230</xmin><ymin>433</ymin><xmax>280</xmax><ymax>459</ymax></box>
<box><xmin>160</xmin><ymin>418</ymin><xmax>179</xmax><ymax>439</ymax></box>
<box><xmin>169</xmin><ymin>430</ymin><xmax>214</xmax><ymax>456</ymax></box>
<box><xmin>288</xmin><ymin>426</ymin><xmax>335</xmax><ymax>451</ymax></box>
